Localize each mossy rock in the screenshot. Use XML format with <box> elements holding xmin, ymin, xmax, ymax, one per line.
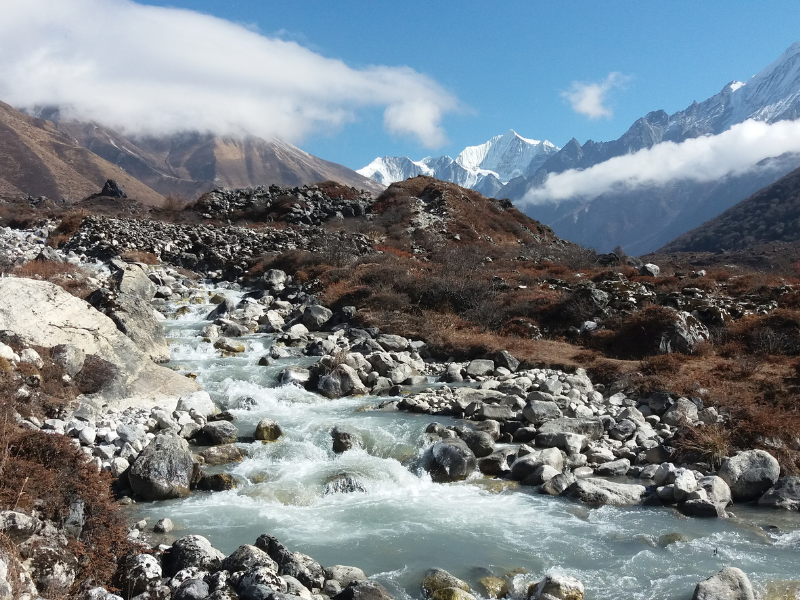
<box><xmin>479</xmin><ymin>577</ymin><xmax>509</xmax><ymax>599</ymax></box>
<box><xmin>197</xmin><ymin>472</ymin><xmax>239</xmax><ymax>491</ymax></box>
<box><xmin>430</xmin><ymin>588</ymin><xmax>477</xmax><ymax>600</ymax></box>
<box><xmin>190</xmin><ymin>296</ymin><xmax>205</xmax><ymax>304</ymax></box>
<box><xmin>174</xmin><ymin>306</ymin><xmax>192</xmax><ymax>316</ymax></box>
<box><xmin>657</xmin><ymin>532</ymin><xmax>690</xmax><ymax>547</ymax></box>
<box><xmin>422</xmin><ymin>569</ymin><xmax>470</xmax><ymax>598</ymax></box>
<box><xmin>255</xmin><ymin>419</ymin><xmax>283</xmax><ymax>442</ymax></box>
<box><xmin>210</xmin><ymin>294</ymin><xmax>226</xmax><ymax>304</ymax></box>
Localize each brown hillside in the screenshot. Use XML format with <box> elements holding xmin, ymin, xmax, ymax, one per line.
<box><xmin>660</xmin><ymin>165</ymin><xmax>800</xmax><ymax>252</ymax></box>
<box><xmin>0</xmin><ymin>102</ymin><xmax>164</xmax><ymax>205</ymax></box>
<box><xmin>50</xmin><ymin>118</ymin><xmax>385</xmax><ymax>198</ymax></box>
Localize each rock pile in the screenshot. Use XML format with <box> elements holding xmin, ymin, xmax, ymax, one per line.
<box><xmin>64</xmin><ymin>216</ymin><xmax>372</xmax><ymax>278</ymax></box>
<box><xmin>192</xmin><ymin>183</ymin><xmax>375</xmax><ymax>226</ymax></box>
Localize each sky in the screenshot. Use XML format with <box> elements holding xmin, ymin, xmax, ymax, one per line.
<box><xmin>2</xmin><ymin>0</ymin><xmax>800</xmax><ymax>172</ymax></box>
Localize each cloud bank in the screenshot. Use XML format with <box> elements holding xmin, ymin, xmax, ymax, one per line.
<box><xmin>0</xmin><ymin>0</ymin><xmax>459</xmax><ymax>147</ymax></box>
<box><xmin>522</xmin><ymin>118</ymin><xmax>800</xmax><ymax>206</ymax></box>
<box><xmin>561</xmin><ymin>72</ymin><xmax>630</xmax><ymax>120</ymax></box>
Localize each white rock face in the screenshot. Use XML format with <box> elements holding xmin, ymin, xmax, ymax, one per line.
<box><xmin>0</xmin><ymin>278</ymin><xmax>199</xmax><ymax>407</ymax></box>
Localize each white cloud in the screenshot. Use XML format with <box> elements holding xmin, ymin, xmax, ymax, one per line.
<box><xmin>561</xmin><ymin>72</ymin><xmax>630</xmax><ymax>120</ymax></box>
<box><xmin>522</xmin><ymin>118</ymin><xmax>800</xmax><ymax>206</ymax></box>
<box><xmin>0</xmin><ymin>0</ymin><xmax>460</xmax><ymax>147</ymax></box>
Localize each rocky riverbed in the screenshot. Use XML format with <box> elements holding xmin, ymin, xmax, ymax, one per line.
<box><xmin>0</xmin><ymin>226</ymin><xmax>799</xmax><ymax>599</ymax></box>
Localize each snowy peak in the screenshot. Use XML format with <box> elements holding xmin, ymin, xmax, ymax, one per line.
<box><xmin>455</xmin><ymin>129</ymin><xmax>556</xmax><ymax>182</ymax></box>
<box><xmin>358</xmin><ymin>130</ymin><xmax>559</xmax><ymax>193</ymax></box>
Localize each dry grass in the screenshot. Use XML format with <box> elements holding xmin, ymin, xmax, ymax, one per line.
<box><xmin>5</xmin><ymin>260</ymin><xmax>97</xmax><ymax>299</ymax></box>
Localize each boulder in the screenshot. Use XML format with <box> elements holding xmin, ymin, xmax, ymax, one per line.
<box><xmin>174</xmin><ymin>579</ymin><xmax>210</xmax><ymax>600</ymax></box>
<box><xmin>535</xmin><ymin>432</ymin><xmax>587</xmax><ymax>455</ymax></box>
<box><xmin>129</xmin><ymin>432</ymin><xmax>195</xmax><ymax>500</ymax></box>
<box><xmin>510</xmin><ymin>448</ymin><xmax>564</xmax><ymax>481</ymax></box>
<box><xmin>697</xmin><ymin>475</ymin><xmax>732</xmax><ymax>506</ymax></box>
<box><xmin>692</xmin><ymin>567</ymin><xmax>754</xmax><ymax>600</ymax></box>
<box><xmin>718</xmin><ymin>449</ymin><xmax>780</xmax><ymax>501</ymax></box>
<box><xmin>376</xmin><ymin>334</ymin><xmax>408</xmax><ymax>351</ymax></box>
<box><xmin>758</xmin><ymin>476</ymin><xmax>800</xmax><ymax>510</ymax></box>
<box><xmin>163</xmin><ymin>535</ymin><xmax>225</xmax><ymax>576</ymax></box>
<box><xmin>198</xmin><ymin>421</ymin><xmax>239</xmax><ymax>445</ymax></box>
<box><xmin>303</xmin><ymin>306</ymin><xmax>333</xmax><ymax>331</ymax></box>
<box><xmin>221</xmin><ymin>544</ymin><xmax>277</xmax><ymax>574</ymax></box>
<box><xmin>255</xmin><ymin>534</ymin><xmax>325</xmax><ymax>590</ymax></box>
<box><xmin>659</xmin><ymin>310</ymin><xmax>710</xmax><ymax>355</ymax></box>
<box><xmin>319</xmin><ymin>364</ymin><xmax>368</xmax><ymax>398</ymax></box>
<box><xmin>197</xmin><ymin>473</ymin><xmax>239</xmax><ymax>491</ymax></box>
<box><xmin>430</xmin><ymin>589</ymin><xmax>476</xmax><ymax>600</ymax></box>
<box><xmin>426</xmin><ymin>439</ymin><xmax>477</xmax><ymax>483</ymax></box>
<box><xmin>332</xmin><ymin>426</ymin><xmax>363</xmax><ymax>453</ymax></box>
<box><xmin>324</xmin><ymin>566</ymin><xmax>367</xmax><ymax>587</ymax></box>
<box><xmin>594</xmin><ymin>458</ymin><xmax>630</xmax><ymax>477</ymax></box>
<box><xmin>527</xmin><ymin>573</ymin><xmax>584</xmax><ymax>600</ymax></box>
<box><xmin>458</xmin><ymin>429</ymin><xmax>495</xmax><ymax>458</ymax></box>
<box><xmin>565</xmin><ymin>478</ymin><xmax>646</xmax><ymax>506</ymax></box>
<box><xmin>0</xmin><ymin>278</ymin><xmax>199</xmax><ymax>405</ymax></box>
<box><xmin>537</xmin><ymin>418</ymin><xmax>604</xmax><ymax>441</ymax></box>
<box><xmin>466</xmin><ymin>360</ymin><xmax>494</xmax><ymax>377</ymax></box>
<box><xmin>335</xmin><ymin>580</ymin><xmax>395</xmax><ymax>600</ymax></box>
<box><xmin>673</xmin><ymin>468</ymin><xmax>698</xmax><ymax>502</ymax></box>
<box><xmin>199</xmin><ymin>444</ymin><xmax>243</xmax><ymax>465</ymax></box>
<box><xmin>494</xmin><ymin>350</ymin><xmax>519</xmax><ymax>372</ymax></box>
<box><xmin>523</xmin><ymin>401</ymin><xmax>563</xmax><ymax>425</ymax></box>
<box><xmin>123</xmin><ymin>553</ymin><xmax>162</xmax><ymax>597</ymax></box>
<box><xmin>421</xmin><ymin>569</ymin><xmax>470</xmax><ymax>598</ymax></box>
<box><xmin>255</xmin><ymin>419</ymin><xmax>283</xmax><ymax>442</ymax></box>
<box><xmin>662</xmin><ymin>398</ymin><xmax>699</xmax><ymax>426</ymax></box>
<box><xmin>177</xmin><ymin>391</ymin><xmax>217</xmax><ymax>418</ymax></box>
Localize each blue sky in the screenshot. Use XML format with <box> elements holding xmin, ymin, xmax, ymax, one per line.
<box><xmin>132</xmin><ymin>0</ymin><xmax>800</xmax><ymax>169</ymax></box>
<box><xmin>5</xmin><ymin>0</ymin><xmax>800</xmax><ymax>171</ymax></box>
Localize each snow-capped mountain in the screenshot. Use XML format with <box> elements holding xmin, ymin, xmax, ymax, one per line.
<box><xmin>506</xmin><ymin>42</ymin><xmax>800</xmax><ymax>254</ymax></box>
<box><xmin>358</xmin><ymin>130</ymin><xmax>559</xmax><ymax>194</ymax></box>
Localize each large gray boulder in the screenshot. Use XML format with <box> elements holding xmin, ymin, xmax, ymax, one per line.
<box><xmin>255</xmin><ymin>534</ymin><xmax>325</xmax><ymax>590</ymax></box>
<box><xmin>0</xmin><ymin>278</ymin><xmax>199</xmax><ymax>406</ymax></box>
<box><xmin>758</xmin><ymin>476</ymin><xmax>800</xmax><ymax>510</ymax></box>
<box><xmin>163</xmin><ymin>535</ymin><xmax>225</xmax><ymax>576</ymax></box>
<box><xmin>426</xmin><ymin>439</ymin><xmax>477</xmax><ymax>483</ymax></box>
<box><xmin>662</xmin><ymin>398</ymin><xmax>699</xmax><ymax>426</ymax></box>
<box><xmin>113</xmin><ymin>262</ymin><xmax>156</xmax><ymax>300</ymax></box>
<box><xmin>718</xmin><ymin>449</ymin><xmax>780</xmax><ymax>501</ymax></box>
<box><xmin>129</xmin><ymin>432</ymin><xmax>195</xmax><ymax>500</ymax></box>
<box><xmin>692</xmin><ymin>567</ymin><xmax>754</xmax><ymax>600</ymax></box>
<box><xmin>565</xmin><ymin>478</ymin><xmax>646</xmax><ymax>506</ymax></box>
<box><xmin>123</xmin><ymin>554</ymin><xmax>163</xmax><ymax>597</ymax></box>
<box><xmin>537</xmin><ymin>418</ymin><xmax>604</xmax><ymax>441</ymax></box>
<box><xmin>303</xmin><ymin>306</ymin><xmax>333</xmax><ymax>331</ymax></box>
<box><xmin>660</xmin><ymin>310</ymin><xmax>710</xmax><ymax>355</ymax></box>
<box><xmin>522</xmin><ymin>401</ymin><xmax>562</xmax><ymax>426</ymax></box>
<box><xmin>318</xmin><ymin>364</ymin><xmax>368</xmax><ymax>398</ymax></box>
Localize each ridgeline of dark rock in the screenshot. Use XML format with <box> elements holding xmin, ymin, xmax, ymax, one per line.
<box><xmin>660</xmin><ymin>164</ymin><xmax>800</xmax><ymax>252</ymax></box>
<box><xmin>190</xmin><ymin>182</ymin><xmax>375</xmax><ymax>226</ymax></box>
<box><xmin>64</xmin><ymin>215</ymin><xmax>372</xmax><ymax>278</ymax></box>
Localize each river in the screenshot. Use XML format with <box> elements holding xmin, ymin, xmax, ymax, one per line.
<box><xmin>132</xmin><ymin>289</ymin><xmax>800</xmax><ymax>600</ymax></box>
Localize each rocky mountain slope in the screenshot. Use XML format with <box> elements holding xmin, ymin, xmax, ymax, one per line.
<box><xmin>660</xmin><ymin>163</ymin><xmax>800</xmax><ymax>252</ymax></box>
<box><xmin>0</xmin><ymin>102</ymin><xmax>383</xmax><ymax>204</ymax></box>
<box><xmin>0</xmin><ymin>101</ymin><xmax>165</xmax><ymax>205</ymax></box>
<box><xmin>508</xmin><ymin>42</ymin><xmax>800</xmax><ymax>254</ymax></box>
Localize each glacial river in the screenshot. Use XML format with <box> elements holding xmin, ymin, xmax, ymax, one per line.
<box><xmin>133</xmin><ymin>290</ymin><xmax>800</xmax><ymax>600</ymax></box>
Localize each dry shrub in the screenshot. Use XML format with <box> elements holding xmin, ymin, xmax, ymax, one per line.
<box><xmin>73</xmin><ymin>355</ymin><xmax>119</xmax><ymax>395</ymax></box>
<box><xmin>47</xmin><ymin>211</ymin><xmax>87</xmax><ymax>248</ymax></box>
<box><xmin>588</xmin><ymin>306</ymin><xmax>679</xmax><ymax>359</ymax></box>
<box><xmin>316</xmin><ymin>181</ymin><xmax>361</xmax><ymax>201</ymax></box>
<box><xmin>8</xmin><ymin>260</ymin><xmax>96</xmax><ymax>299</ymax></box>
<box><xmin>0</xmin><ymin>416</ymin><xmax>132</xmax><ymax>593</ymax></box>
<box><xmin>673</xmin><ymin>423</ymin><xmax>732</xmax><ymax>469</ymax></box>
